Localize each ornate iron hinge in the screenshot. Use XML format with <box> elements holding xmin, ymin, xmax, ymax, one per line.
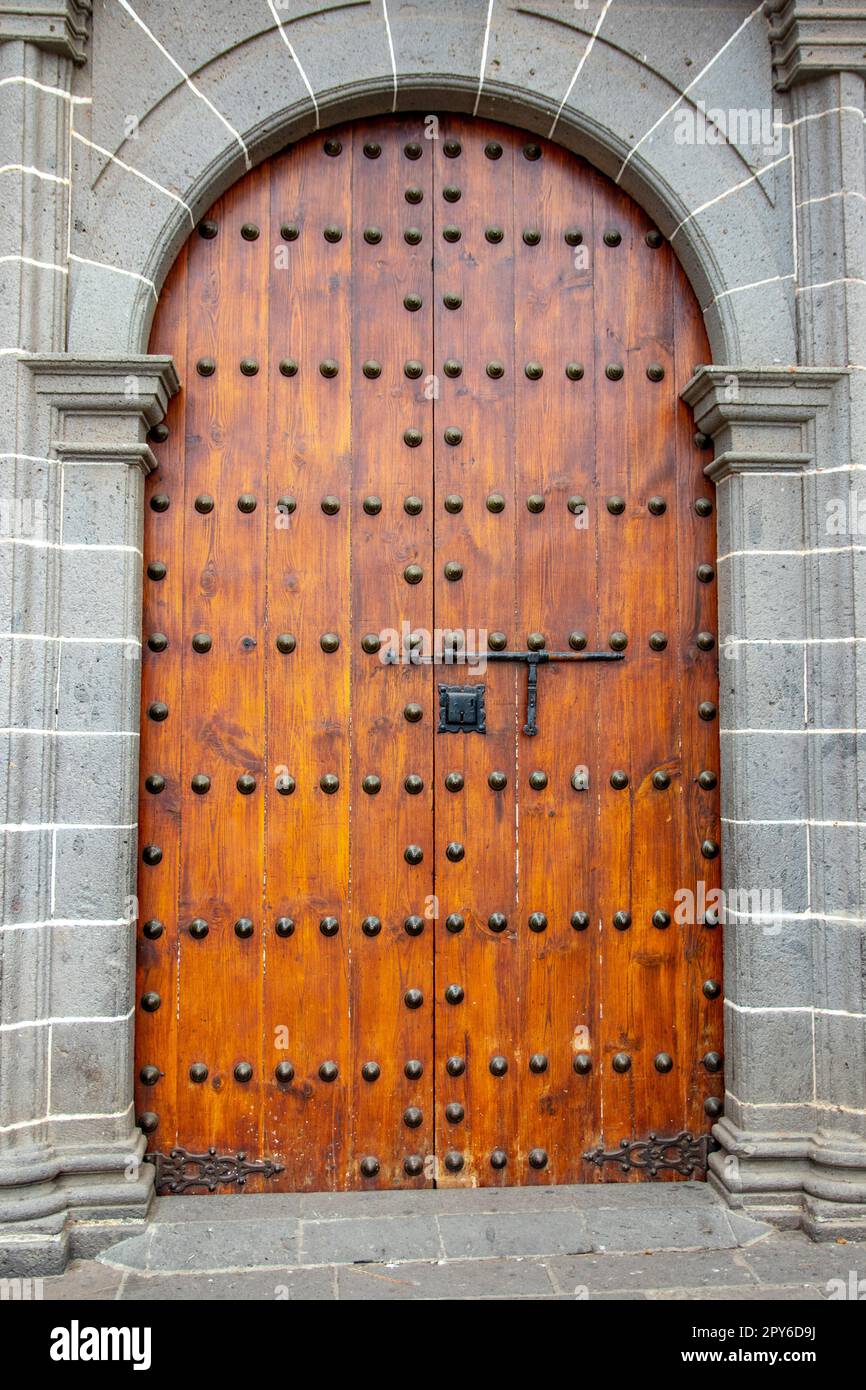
<box><xmin>583</xmin><ymin>1130</ymin><xmax>717</xmax><ymax>1178</ymax></box>
<box><xmin>145</xmin><ymin>1146</ymin><xmax>284</xmax><ymax>1194</ymax></box>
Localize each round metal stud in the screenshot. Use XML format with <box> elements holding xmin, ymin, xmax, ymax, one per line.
<box><xmin>646</xmin><ymin>229</ymin><xmax>664</xmax><ymax>248</ymax></box>
<box><xmin>564</xmin><ymin>228</ymin><xmax>583</xmax><ymax>246</ymax></box>
<box><xmin>323</xmin><ymin>226</ymin><xmax>342</xmax><ymax>244</ymax></box>
<box><xmin>488</xmin><ymin>632</ymin><xmax>508</xmax><ymax>651</ymax></box>
<box><xmin>446</xmin><ymin>1056</ymin><xmax>465</xmax><ymax>1077</ymax></box>
<box><xmin>404</xmin><ymin>141</ymin><xmax>422</xmax><ymax>160</ymax></box>
<box><xmin>529</xmin><ymin>771</ymin><xmax>548</xmax><ymax>790</ymax></box>
<box><xmin>489</xmin><ymin>1056</ymin><xmax>508</xmax><ymax>1078</ymax></box>
<box><xmin>655</xmin><ymin>1052</ymin><xmax>674</xmax><ymax>1073</ymax></box>
<box><xmin>442</xmin><ymin>184</ymin><xmax>461</xmax><ymax>203</ymax></box>
<box><xmin>523</xmin><ymin>227</ymin><xmax>541</xmax><ymax>246</ymax></box>
<box><xmin>318</xmin><ymin>1061</ymin><xmax>338</xmax><ymax>1082</ymax></box>
<box><xmin>649</xmin><ymin>631</ymin><xmax>668</xmax><ymax>652</ymax></box>
<box><xmin>198</xmin><ymin>219</ymin><xmax>218</xmax><ymax>239</ymax></box>
<box><xmin>141</xmin><ymin>991</ymin><xmax>161</xmax><ymax>1013</ymax></box>
<box><xmin>147</xmin><ymin>634</ymin><xmax>168</xmax><ymax>654</ymax></box>
<box><xmin>403</xmin><ymin>564</ymin><xmax>423</xmax><ymax>585</ymax></box>
<box><xmin>194</xmin><ymin>493</ymin><xmax>214</xmax><ymax>514</ymax></box>
<box><xmin>646</xmin><ymin>363</ymin><xmax>665</xmax><ymax>382</ymax></box>
<box><xmin>320</xmin><ymin>632</ymin><xmax>340</xmax><ymax>653</ymax></box>
<box><xmin>404</xmin><ymin>915</ymin><xmax>424</xmax><ymax>937</ymax></box>
<box><xmin>404</xmin><ymin>359</ymin><xmax>424</xmax><ymax>381</ymax></box>
<box><xmin>703</xmin><ymin>979</ymin><xmax>722</xmax><ymax>1000</ymax></box>
<box><xmin>485</xmin><ymin>226</ymin><xmax>504</xmax><ymax>244</ymax></box>
<box><xmin>140</xmin><ymin>1064</ymin><xmax>160</xmax><ymax>1086</ymax></box>
<box><xmin>703</xmin><ymin>1051</ymin><xmax>723</xmax><ymax>1073</ymax></box>
<box><xmin>404</xmin><ymin>227</ymin><xmax>422</xmax><ymax>246</ymax></box>
<box><xmin>523</xmin><ymin>142</ymin><xmax>542</xmax><ymax>160</ymax></box>
<box><xmin>528</xmin><ymin>1148</ymin><xmax>548</xmax><ymax>1169</ymax></box>
<box><xmin>403</xmin><ymin>1155</ymin><xmax>424</xmax><ymax>1176</ymax></box>
<box><xmin>403</xmin><ymin>1106</ymin><xmax>423</xmax><ymax>1128</ymax></box>
<box><xmin>704</xmin><ymin>1097</ymin><xmax>723</xmax><ymax>1118</ymax></box>
<box><xmin>362</xmin><ymin>359</ymin><xmax>382</xmax><ymax>381</ymax></box>
<box><xmin>647</xmin><ymin>496</ymin><xmax>667</xmax><ymax>516</ymax></box>
<box><xmin>319</xmin><ymin>774</ymin><xmax>340</xmax><ymax>795</ymax></box>
<box><xmin>694</xmin><ymin>431</ymin><xmax>713</xmax><ymax>450</ymax></box>
<box><xmin>276</xmin><ymin>632</ymin><xmax>297</xmax><ymax>656</ymax></box>
<box><xmin>603</xmin><ymin>229</ymin><xmax>622</xmax><ymax>247</ymax></box>
<box><xmin>196</xmin><ymin>357</ymin><xmax>215</xmax><ymax>377</ymax></box>
<box><xmin>526</xmin><ymin>494</ymin><xmax>546</xmax><ymax>514</ymax></box>
<box><xmin>610</xmin><ymin>770</ymin><xmax>629</xmax><ymax>790</ymax></box>
<box><xmin>443</xmin><ymin>225</ymin><xmax>461</xmax><ymax>243</ymax></box>
<box><xmin>612</xmin><ymin>1052</ymin><xmax>631</xmax><ymax>1073</ymax></box>
<box><xmin>323</xmin><ymin>137</ymin><xmax>342</xmax><ymax>157</ymax></box>
<box><xmin>319</xmin><ymin>916</ymin><xmax>339</xmax><ymax>936</ymax></box>
<box><xmin>704</xmin><ymin>908</ymin><xmax>720</xmax><ymax>928</ymax></box>
<box><xmin>488</xmin><ymin>913</ymin><xmax>508</xmax><ymax>934</ymax></box>
<box><xmin>609</xmin><ymin>631</ymin><xmax>628</xmax><ymax>651</ymax></box>
<box><xmin>363</xmin><ymin>140</ymin><xmax>381</xmax><ymax>159</ymax></box>
<box><xmin>239</xmin><ymin>359</ymin><xmax>259</xmax><ymax>377</ymax></box>
<box><xmin>443</xmin><ymin>292</ymin><xmax>462</xmax><ymax>310</ymax></box>
<box><xmin>573</xmin><ymin>1054</ymin><xmax>592</xmax><ymax>1075</ymax></box>
<box><xmin>275</xmin><ymin>1061</ymin><xmax>295</xmax><ymax>1082</ymax></box>
<box><xmin>138</xmin><ymin>1112</ymin><xmax>159</xmax><ymax>1134</ymax></box>
<box><xmin>441</xmin><ymin>493</ymin><xmax>463</xmax><ymax>515</ymax></box>
<box><xmin>698</xmin><ymin>770</ymin><xmax>718</xmax><ymax>790</ymax></box>
<box><xmin>404</xmin><ymin>844</ymin><xmax>423</xmax><ymax>867</ymax></box>
<box><xmin>363</xmin><ymin>495</ymin><xmax>382</xmax><ymax>515</ymax></box>
<box><xmin>361</xmin><ymin>1062</ymin><xmax>381</xmax><ymax>1083</ymax></box>
<box><xmin>188</xmin><ymin>919</ymin><xmax>208</xmax><ymax>940</ymax></box>
<box><xmin>404</xmin><ymin>774</ymin><xmax>424</xmax><ymax>795</ymax></box>
<box><xmin>404</xmin><ymin>703</ymin><xmax>423</xmax><ymax>723</ymax></box>
<box><xmin>606</xmin><ymin>495</ymin><xmax>626</xmax><ymax>515</ymax></box>
<box><xmin>701</xmin><ymin>839</ymin><xmax>720</xmax><ymax>860</ymax></box>
<box><xmin>275</xmin><ymin>918</ymin><xmax>295</xmax><ymax>938</ymax></box>
<box><xmin>361</xmin><ymin>633</ymin><xmax>382</xmax><ymax>655</ymax></box>
<box><xmin>150</xmin><ymin>492</ymin><xmax>170</xmax><ymax>513</ymax></box>
<box><xmin>190</xmin><ymin>632</ymin><xmax>212</xmax><ymax>655</ymax></box>
<box><xmin>445</xmin><ymin>1103</ymin><xmax>465</xmax><ymax>1124</ymax></box>
<box><xmin>404</xmin><ymin>988</ymin><xmax>424</xmax><ymax>1010</ymax></box>
<box><xmin>650</xmin><ymin>771</ymin><xmax>671</xmax><ymax>793</ymax></box>
<box><xmin>485</xmin><ymin>140</ymin><xmax>503</xmax><ymax>159</ymax></box>
<box><xmin>571</xmin><ymin>911</ymin><xmax>590</xmax><ymax>931</ymax></box>
<box><xmin>404</xmin><ymin>1060</ymin><xmax>424</xmax><ymax>1080</ymax></box>
<box><xmin>361</xmin><ymin>916</ymin><xmax>381</xmax><ymax>937</ymax></box>
<box><xmin>527</xmin><ymin>632</ymin><xmax>546</xmax><ymax>651</ymax></box>
<box><xmin>280</xmin><ymin>223</ymin><xmax>299</xmax><ymax>242</ymax></box>
<box><xmin>445</xmin><ymin>842</ymin><xmax>464</xmax><ymax>863</ymax></box>
<box><xmin>404</xmin><ymin>294</ymin><xmax>423</xmax><ymax>312</ymax></box>
<box><xmin>142</xmin><ymin>919</ymin><xmax>164</xmax><ymax>939</ymax></box>
<box><xmin>524</xmin><ymin>361</ymin><xmax>543</xmax><ymax>380</ymax></box>
<box><xmin>145</xmin><ymin>774</ymin><xmax>165</xmax><ymax>794</ymax></box>
<box><xmin>652</xmin><ymin>909</ymin><xmax>672</xmax><ymax>930</ymax></box>
<box><xmin>695</xmin><ymin>497</ymin><xmax>714</xmax><ymax>517</ymax></box>
<box><xmin>444</xmin><ymin>427</ymin><xmax>463</xmax><ymax>446</ymax></box>
<box><xmin>698</xmin><ymin>701</ymin><xmax>718</xmax><ymax>722</ymax></box>
<box><xmin>443</xmin><ymin>139</ymin><xmax>462</xmax><ymax>158</ymax></box>
<box><xmin>565</xmin><ymin>363</ymin><xmax>586</xmax><ymax>383</ymax></box>
<box><xmin>362</xmin><ymin>775</ymin><xmax>382</xmax><ymax>795</ymax></box>
<box><xmin>359</xmin><ymin>1156</ymin><xmax>380</xmax><ymax>1178</ymax></box>
<box><xmin>613</xmin><ymin>910</ymin><xmax>632</xmax><ymax>931</ymax></box>
<box><xmin>190</xmin><ymin>774</ymin><xmax>210</xmax><ymax>795</ymax></box>
<box><xmin>364</xmin><ymin>227</ymin><xmax>383</xmax><ymax>246</ymax></box>
<box><xmin>276</xmin><ymin>774</ymin><xmax>295</xmax><ymax>796</ymax></box>
<box><xmin>405</xmin><ymin>186</ymin><xmax>423</xmax><ymax>205</ymax></box>
<box><xmin>147</xmin><ymin>561</ymin><xmax>166</xmax><ymax>581</ymax></box>
<box><xmin>234</xmin><ymin>918</ymin><xmax>254</xmax><ymax>940</ymax></box>
<box><xmin>142</xmin><ymin>844</ymin><xmax>162</xmax><ymax>866</ymax></box>
<box><xmin>444</xmin><ymin>984</ymin><xmax>464</xmax><ymax>1005</ymax></box>
<box><xmin>444</xmin><ymin>560</ymin><xmax>463</xmax><ymax>581</ymax></box>
<box><xmin>488</xmin><ymin>771</ymin><xmax>507</xmax><ymax>791</ymax></box>
<box><xmin>696</xmin><ymin>632</ymin><xmax>716</xmax><ymax>653</ymax></box>
<box><xmin>236</xmin><ymin>774</ymin><xmax>256</xmax><ymax>796</ymax></box>
<box><xmin>444</xmin><ymin>1151</ymin><xmax>464</xmax><ymax>1173</ymax></box>
<box><xmin>147</xmin><ymin>701</ymin><xmax>168</xmax><ymax>722</ymax></box>
<box><xmin>444</xmin><ymin>772</ymin><xmax>464</xmax><ymax>793</ymax></box>
<box><xmin>697</xmin><ymin>563</ymin><xmax>715</xmax><ymax>584</ymax></box>
<box><xmin>403</xmin><ymin>428</ymin><xmax>423</xmax><ymax>447</ymax></box>
<box><xmin>445</xmin><ymin>914</ymin><xmax>464</xmax><ymax>935</ymax></box>
<box><xmin>529</xmin><ymin>1053</ymin><xmax>548</xmax><ymax>1074</ymax></box>
<box><xmin>240</xmin><ymin>222</ymin><xmax>260</xmax><ymax>241</ymax></box>
<box><xmin>490</xmin><ymin>1149</ymin><xmax>508</xmax><ymax>1170</ymax></box>
<box><xmin>568</xmin><ymin>631</ymin><xmax>588</xmax><ymax>653</ymax></box>
<box><xmin>443</xmin><ymin>358</ymin><xmax>462</xmax><ymax>379</ymax></box>
<box><xmin>605</xmin><ymin>363</ymin><xmax>624</xmax><ymax>381</ymax></box>
<box><xmin>528</xmin><ymin>912</ymin><xmax>548</xmax><ymax>933</ymax></box>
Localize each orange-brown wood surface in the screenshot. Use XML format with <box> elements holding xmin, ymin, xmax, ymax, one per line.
<box><xmin>137</xmin><ymin>116</ymin><xmax>722</xmax><ymax>1192</ymax></box>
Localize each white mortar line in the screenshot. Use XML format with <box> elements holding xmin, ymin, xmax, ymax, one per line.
<box><xmin>0</xmin><ymin>254</ymin><xmax>67</xmax><ymax>274</ymax></box>
<box><xmin>266</xmin><ymin>0</ymin><xmax>319</xmax><ymax>129</ymax></box>
<box><xmin>723</xmin><ymin>637</ymin><xmax>866</xmax><ymax>646</ymax></box>
<box><xmin>669</xmin><ymin>151</ymin><xmax>791</xmax><ymax>242</ymax></box>
<box><xmin>721</xmin><ymin>727</ymin><xmax>864</xmax><ymax>735</ymax></box>
<box><xmin>725</xmin><ymin>1002</ymin><xmax>866</xmax><ymax>1019</ymax></box>
<box><xmin>1</xmin><ymin>919</ymin><xmax>133</xmax><ymax>931</ymax></box>
<box><xmin>0</xmin><ymin>164</ymin><xmax>69</xmax><ymax>184</ymax></box>
<box><xmin>49</xmin><ymin>826</ymin><xmax>57</xmax><ymax>917</ymax></box>
<box><xmin>0</xmin><ymin>75</ymin><xmax>91</xmax><ymax>102</ymax></box>
<box><xmin>725</xmin><ymin>910</ymin><xmax>866</xmax><ymax>925</ymax></box>
<box><xmin>0</xmin><ymin>823</ymin><xmax>138</xmax><ymax>832</ymax></box>
<box><xmin>796</xmin><ymin>276</ymin><xmax>866</xmax><ymax>294</ymax></box>
<box><xmin>0</xmin><ymin>347</ymin><xmax>32</xmax><ymax>356</ymax></box>
<box><xmin>115</xmin><ymin>0</ymin><xmax>251</xmax><ymax>166</ymax></box>
<box><xmin>3</xmin><ymin>634</ymin><xmax>141</xmax><ymax>645</ymax></box>
<box><xmin>779</xmin><ymin>105</ymin><xmax>866</xmax><ymax>130</ymax></box>
<box><xmin>790</xmin><ymin>122</ymin><xmax>798</xmax><ymax>284</ymax></box>
<box><xmin>548</xmin><ymin>0</ymin><xmax>613</xmax><ymax>139</ymax></box>
<box><xmin>616</xmin><ymin>2</ymin><xmax>764</xmax><ymax>181</ymax></box>
<box><xmin>718</xmin><ymin>544</ymin><xmax>866</xmax><ymax>559</ymax></box>
<box><xmin>0</xmin><ymin>537</ymin><xmax>142</xmax><ymax>553</ymax></box>
<box><xmin>71</xmin><ymin>131</ymin><xmax>195</xmax><ymax>227</ymax></box>
<box><xmin>727</xmin><ymin>1093</ymin><xmax>866</xmax><ymax>1116</ymax></box>
<box><xmin>704</xmin><ymin>273</ymin><xmax>796</xmax><ymax>308</ymax></box>
<box><xmin>472</xmin><ymin>0</ymin><xmax>496</xmax><ymax>117</ymax></box>
<box><xmin>721</xmin><ymin>817</ymin><xmax>865</xmax><ymax>827</ymax></box>
<box><xmin>67</xmin><ymin>253</ymin><xmax>158</xmax><ymax>302</ymax></box>
<box><xmin>0</xmin><ymin>1007</ymin><xmax>135</xmax><ymax>1034</ymax></box>
<box><xmin>0</xmin><ymin>728</ymin><xmax>140</xmax><ymax>736</ymax></box>
<box><xmin>0</xmin><ymin>1103</ymin><xmax>134</xmax><ymax>1134</ymax></box>
<box><xmin>797</xmin><ymin>189</ymin><xmax>866</xmax><ymax>208</ymax></box>
<box><xmin>381</xmin><ymin>0</ymin><xmax>398</xmax><ymax>113</ymax></box>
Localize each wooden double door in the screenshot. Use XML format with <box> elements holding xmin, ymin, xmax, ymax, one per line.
<box><xmin>137</xmin><ymin>116</ymin><xmax>722</xmax><ymax>1192</ymax></box>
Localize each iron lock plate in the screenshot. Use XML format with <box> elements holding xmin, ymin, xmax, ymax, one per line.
<box><xmin>438</xmin><ymin>683</ymin><xmax>486</xmax><ymax>733</ymax></box>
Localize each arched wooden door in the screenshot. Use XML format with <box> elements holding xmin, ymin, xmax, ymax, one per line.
<box><xmin>136</xmin><ymin>116</ymin><xmax>722</xmax><ymax>1193</ymax></box>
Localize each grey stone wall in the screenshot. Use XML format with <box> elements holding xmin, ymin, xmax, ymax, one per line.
<box><xmin>1</xmin><ymin>0</ymin><xmax>865</xmax><ymax>1270</ymax></box>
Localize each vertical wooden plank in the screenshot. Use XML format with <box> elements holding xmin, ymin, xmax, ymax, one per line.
<box><xmin>347</xmin><ymin>118</ymin><xmax>435</xmax><ymax>1188</ymax></box>
<box><xmin>261</xmin><ymin>130</ymin><xmax>352</xmax><ymax>1188</ymax></box>
<box><xmin>137</xmin><ymin>246</ymin><xmax>187</xmax><ymax>1153</ymax></box>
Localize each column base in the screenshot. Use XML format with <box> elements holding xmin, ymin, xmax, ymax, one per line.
<box><xmin>0</xmin><ymin>1133</ymin><xmax>154</xmax><ymax>1276</ymax></box>
<box><xmin>710</xmin><ymin>1118</ymin><xmax>866</xmax><ymax>1241</ymax></box>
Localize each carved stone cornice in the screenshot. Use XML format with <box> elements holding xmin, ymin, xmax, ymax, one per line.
<box><xmin>26</xmin><ymin>354</ymin><xmax>180</xmax><ymax>469</ymax></box>
<box><xmin>0</xmin><ymin>0</ymin><xmax>91</xmax><ymax>63</ymax></box>
<box><xmin>767</xmin><ymin>1</ymin><xmax>866</xmax><ymax>90</ymax></box>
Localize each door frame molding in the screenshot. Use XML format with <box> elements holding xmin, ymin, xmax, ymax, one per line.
<box><xmin>4</xmin><ymin>30</ymin><xmax>865</xmax><ymax>1265</ymax></box>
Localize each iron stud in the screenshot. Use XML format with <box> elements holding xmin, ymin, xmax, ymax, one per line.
<box><xmin>361</xmin><ymin>916</ymin><xmax>381</xmax><ymax>937</ymax></box>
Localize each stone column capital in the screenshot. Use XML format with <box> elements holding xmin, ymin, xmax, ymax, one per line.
<box><xmin>0</xmin><ymin>0</ymin><xmax>91</xmax><ymax>63</ymax></box>
<box><xmin>767</xmin><ymin>0</ymin><xmax>866</xmax><ymax>90</ymax></box>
